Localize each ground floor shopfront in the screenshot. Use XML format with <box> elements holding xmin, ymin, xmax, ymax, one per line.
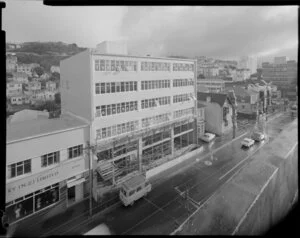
<box><xmin>94</xmin><ymin>117</ymin><xmax>197</xmax><ymax>197</ymax></box>
<box><xmin>5</xmin><ymin>159</ymin><xmax>90</xmax><ymax>225</ymax></box>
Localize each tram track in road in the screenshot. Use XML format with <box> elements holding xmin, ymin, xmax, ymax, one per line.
<box><xmin>43</xmin><ymin>112</ymin><xmax>290</xmax><ymax>236</ymax></box>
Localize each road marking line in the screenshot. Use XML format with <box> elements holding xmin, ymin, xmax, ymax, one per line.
<box><xmin>219</xmin><ymin>143</ymin><xmax>266</xmax><ymax>180</ymax></box>
<box><xmin>232</xmin><ymin>168</ymin><xmax>279</xmax><ymax>235</ymax></box>
<box><xmin>121</xmin><ymin>209</ymin><xmax>161</xmax><ymax>235</ymax></box>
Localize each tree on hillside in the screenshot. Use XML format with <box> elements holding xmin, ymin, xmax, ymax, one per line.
<box><xmin>33</xmin><ymin>66</ymin><xmax>44</xmax><ymax>77</ymax></box>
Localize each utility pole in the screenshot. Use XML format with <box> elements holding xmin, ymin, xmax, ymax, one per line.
<box><xmin>229</xmin><ymin>90</ymin><xmax>237</xmax><ymax>139</ymax></box>
<box><xmin>86</xmin><ymin>141</ymin><xmax>94</xmax><ymax>218</ymax></box>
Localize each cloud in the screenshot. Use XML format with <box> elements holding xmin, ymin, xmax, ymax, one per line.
<box><xmin>120</xmin><ymin>6</ymin><xmax>298</xmax><ymax>59</ymax></box>
<box><xmin>4</xmin><ymin>1</ymin><xmax>126</xmax><ymax>47</ymax></box>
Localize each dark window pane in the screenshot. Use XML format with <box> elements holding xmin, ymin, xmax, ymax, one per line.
<box><xmin>16</xmin><ymin>164</ymin><xmax>23</xmax><ymax>176</ymax></box>
<box><xmin>24</xmin><ymin>160</ymin><xmax>31</xmax><ymax>173</ymax></box>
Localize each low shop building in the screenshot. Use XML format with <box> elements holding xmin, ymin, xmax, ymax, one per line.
<box><xmin>6</xmin><ymin>110</ymin><xmax>90</xmax><ymax>226</ymax></box>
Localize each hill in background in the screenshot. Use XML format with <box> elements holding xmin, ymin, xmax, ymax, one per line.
<box><xmin>7</xmin><ymin>41</ymin><xmax>86</xmax><ymax>72</ymax></box>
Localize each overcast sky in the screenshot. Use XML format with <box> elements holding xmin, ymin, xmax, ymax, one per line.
<box><xmin>4</xmin><ymin>1</ymin><xmax>298</xmax><ymax>61</ymax></box>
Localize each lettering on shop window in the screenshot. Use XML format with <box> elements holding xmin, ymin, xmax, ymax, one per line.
<box><xmin>7</xmin><ymin>171</ymin><xmax>59</xmax><ymax>194</ymax></box>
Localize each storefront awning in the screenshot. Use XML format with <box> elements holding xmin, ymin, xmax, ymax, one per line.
<box><xmin>67</xmin><ymin>178</ymin><xmax>86</xmax><ymax>188</ymax></box>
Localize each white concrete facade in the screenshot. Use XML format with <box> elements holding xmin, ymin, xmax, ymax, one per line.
<box><xmin>197</xmin><ymin>79</ymin><xmax>225</xmax><ymax>93</ymax></box>
<box><xmin>61</xmin><ymin>46</ymin><xmax>198</xmax><ymax>191</ymax></box>
<box><xmin>61</xmin><ymin>48</ymin><xmax>197</xmax><ymax>145</ymax></box>
<box><xmin>6</xmin><ymin>113</ymin><xmax>90</xmax><ymax>224</ymax></box>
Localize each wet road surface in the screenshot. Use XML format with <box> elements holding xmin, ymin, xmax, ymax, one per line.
<box><xmin>46</xmin><ymin>112</ymin><xmax>296</xmax><ymax>235</ymax></box>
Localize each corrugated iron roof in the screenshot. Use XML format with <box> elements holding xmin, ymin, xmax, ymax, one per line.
<box><xmin>197</xmin><ymin>92</ymin><xmax>228</xmax><ymax>107</ymax></box>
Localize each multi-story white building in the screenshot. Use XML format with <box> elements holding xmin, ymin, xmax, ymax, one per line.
<box><xmin>262</xmin><ymin>59</ymin><xmax>297</xmax><ymax>89</ymax></box>
<box><xmin>61</xmin><ymin>41</ymin><xmax>197</xmax><ymax>197</ymax></box>
<box><xmin>197</xmin><ymin>66</ymin><xmax>219</xmax><ymax>78</ymax></box>
<box><xmin>197</xmin><ymin>78</ymin><xmax>225</xmax><ymax>93</ymax></box>
<box><xmin>234</xmin><ymin>68</ymin><xmax>251</xmax><ymax>81</ymax></box>
<box><xmin>274</xmin><ymin>56</ymin><xmax>289</xmax><ymax>65</ymax></box>
<box><xmin>6</xmin><ymin>110</ymin><xmax>90</xmax><ymax>225</ymax></box>
<box><xmin>238</xmin><ymin>56</ymin><xmax>257</xmax><ymax>75</ymax></box>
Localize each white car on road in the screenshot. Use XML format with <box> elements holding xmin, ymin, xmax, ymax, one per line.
<box><xmin>251</xmin><ymin>132</ymin><xmax>265</xmax><ymax>142</ymax></box>
<box><xmin>199</xmin><ymin>133</ymin><xmax>216</xmax><ymax>143</ymax></box>
<box><xmin>241</xmin><ymin>138</ymin><xmax>255</xmax><ymax>148</ymax></box>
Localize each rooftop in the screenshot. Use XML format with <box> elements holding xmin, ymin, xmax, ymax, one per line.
<box><xmin>7</xmin><ymin>110</ymin><xmax>88</xmax><ymax>143</ymax></box>
<box><xmin>197</xmin><ymin>92</ymin><xmax>229</xmax><ymax>107</ymax></box>
<box><xmin>197</xmin><ymin>102</ymin><xmax>206</xmax><ymax>108</ymax></box>
<box><xmin>122</xmin><ymin>174</ymin><xmax>146</xmax><ymax>191</ymax></box>
<box><xmin>225</xmin><ymin>86</ymin><xmax>251</xmax><ymax>97</ymax></box>
<box><xmin>90</xmin><ymin>49</ymin><xmax>196</xmax><ymax>62</ymax></box>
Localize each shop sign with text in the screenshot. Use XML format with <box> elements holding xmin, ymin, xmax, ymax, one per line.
<box><xmin>6</xmin><ymin>158</ymin><xmax>86</xmax><ymax>202</ymax></box>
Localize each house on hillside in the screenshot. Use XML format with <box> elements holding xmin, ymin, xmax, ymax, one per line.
<box><xmin>46</xmin><ymin>81</ymin><xmax>57</xmax><ymax>92</ymax></box>
<box><xmin>12</xmin><ymin>72</ymin><xmax>28</xmax><ymax>83</ymax></box>
<box><xmin>197</xmin><ymin>92</ymin><xmax>234</xmax><ymax>136</ymax></box>
<box><xmin>26</xmin><ymin>81</ymin><xmax>42</xmax><ymax>91</ymax></box>
<box><xmin>50</xmin><ymin>65</ymin><xmax>60</xmax><ymax>74</ymax></box>
<box><xmin>40</xmin><ymin>73</ymin><xmax>51</xmax><ymax>81</ymax></box>
<box><xmin>10</xmin><ymin>93</ymin><xmax>30</xmax><ymax>105</ymax></box>
<box><xmin>7</xmin><ymin>82</ymin><xmax>23</xmax><ymax>97</ymax></box>
<box><xmin>28</xmin><ymin>90</ymin><xmax>56</xmax><ymax>105</ymax></box>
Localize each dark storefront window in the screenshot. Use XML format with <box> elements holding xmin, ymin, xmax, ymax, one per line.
<box><xmin>5</xmin><ymin>183</ymin><xmax>59</xmax><ymax>224</ymax></box>
<box><xmin>35</xmin><ymin>187</ymin><xmax>59</xmax><ymax>212</ymax></box>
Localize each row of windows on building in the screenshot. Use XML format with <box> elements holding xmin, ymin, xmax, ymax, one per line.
<box><xmin>142</xmin><ymin>113</ymin><xmax>171</xmax><ymax>128</ymax></box>
<box><xmin>141</xmin><ymin>80</ymin><xmax>170</xmax><ymax>90</ymax></box>
<box><xmin>141</xmin><ymin>62</ymin><xmax>171</xmax><ymax>71</ymax></box>
<box><xmin>94</xmin><ymin>94</ymin><xmax>194</xmax><ymax>117</ymax></box>
<box><xmin>173</xmin><ymin>93</ymin><xmax>194</xmax><ymax>103</ymax></box>
<box><xmin>142</xmin><ymin>140</ymin><xmax>172</xmax><ymax>163</ymax></box>
<box><xmin>96</xmin><ymin>120</ymin><xmax>139</xmax><ymax>140</ymax></box>
<box><xmin>141</xmin><ymin>96</ymin><xmax>171</xmax><ymax>109</ymax></box>
<box><xmin>95</xmin><ymin>81</ymin><xmax>137</xmax><ymax>94</ymax></box>
<box><xmin>95</xmin><ymin>60</ymin><xmax>138</xmax><ymax>72</ymax></box>
<box><xmin>7</xmin><ymin>145</ymin><xmax>83</xmax><ymax>179</ymax></box>
<box><xmin>95</xmin><ymin>79</ymin><xmax>194</xmax><ymax>95</ymax></box>
<box><xmin>95</xmin><ymin>101</ymin><xmax>138</xmax><ymax>117</ymax></box>
<box><xmin>174</xmin><ymin>121</ymin><xmax>194</xmax><ymax>135</ymax></box>
<box><xmin>173</xmin><ymin>78</ymin><xmax>194</xmax><ymax>87</ymax></box>
<box><xmin>96</xmin><ymin>141</ymin><xmax>138</xmax><ymax>162</ymax></box>
<box><xmin>173</xmin><ymin>63</ymin><xmax>194</xmax><ymax>71</ymax></box>
<box><xmin>95</xmin><ymin>59</ymin><xmax>194</xmax><ymax>72</ymax></box>
<box><xmin>142</xmin><ymin>130</ymin><xmax>171</xmax><ymax>147</ymax></box>
<box><xmin>173</xmin><ymin>107</ymin><xmax>195</xmax><ymax>119</ymax></box>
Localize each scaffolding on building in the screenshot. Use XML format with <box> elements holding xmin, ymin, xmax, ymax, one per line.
<box><xmin>91</xmin><ymin>113</ymin><xmax>198</xmax><ymax>189</ymax></box>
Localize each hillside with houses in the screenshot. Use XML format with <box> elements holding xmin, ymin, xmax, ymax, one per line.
<box><xmin>6</xmin><ymin>42</ymin><xmax>86</xmax><ymax>117</ymax></box>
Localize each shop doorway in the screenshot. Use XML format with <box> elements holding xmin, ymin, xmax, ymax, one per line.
<box><xmin>67</xmin><ymin>186</ymin><xmax>76</xmax><ymax>206</ymax></box>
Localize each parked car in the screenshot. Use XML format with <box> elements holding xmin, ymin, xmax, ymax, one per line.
<box><xmin>251</xmin><ymin>132</ymin><xmax>265</xmax><ymax>142</ymax></box>
<box><xmin>119</xmin><ymin>174</ymin><xmax>151</xmax><ymax>207</ymax></box>
<box><xmin>241</xmin><ymin>138</ymin><xmax>255</xmax><ymax>148</ymax></box>
<box><xmin>199</xmin><ymin>132</ymin><xmax>216</xmax><ymax>143</ymax></box>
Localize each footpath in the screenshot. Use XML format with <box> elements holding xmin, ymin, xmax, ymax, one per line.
<box><xmin>7</xmin><ymin>111</ymin><xmax>285</xmax><ymax>237</ymax></box>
